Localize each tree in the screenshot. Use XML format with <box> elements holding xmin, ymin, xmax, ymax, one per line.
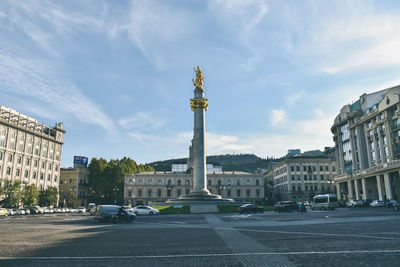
<box><xmin>38</xmin><ymin>187</ymin><xmax>58</xmax><ymax>207</ymax></box>
<box><xmin>22</xmin><ymin>184</ymin><xmax>39</xmax><ymax>207</ymax></box>
<box><xmin>59</xmin><ymin>189</ymin><xmax>77</xmax><ymax>207</ymax></box>
<box><xmin>0</xmin><ymin>180</ymin><xmax>22</xmax><ymax>208</ymax></box>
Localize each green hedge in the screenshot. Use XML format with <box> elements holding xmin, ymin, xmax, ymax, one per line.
<box><xmin>151</xmin><ymin>205</ymin><xmax>190</xmax><ymax>214</ymax></box>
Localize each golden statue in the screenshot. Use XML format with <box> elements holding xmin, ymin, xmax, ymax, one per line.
<box><xmin>192</xmin><ymin>66</ymin><xmax>204</xmax><ymax>90</ymax></box>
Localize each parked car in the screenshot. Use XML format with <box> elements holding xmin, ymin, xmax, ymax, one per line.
<box><xmin>274</xmin><ymin>201</ymin><xmax>298</xmax><ymax>212</ymax></box>
<box><xmin>346</xmin><ymin>199</ymin><xmax>364</xmax><ymax>208</ymax></box>
<box><xmin>370</xmin><ymin>200</ymin><xmax>385</xmax><ymax>207</ymax></box>
<box><xmin>131</xmin><ymin>206</ymin><xmax>160</xmax><ymax>215</ymax></box>
<box><xmin>16</xmin><ymin>209</ymin><xmax>26</xmax><ymax>215</ymax></box>
<box><xmin>77</xmin><ymin>207</ymin><xmax>86</xmax><ymax>213</ymax></box>
<box><xmin>297</xmin><ymin>202</ymin><xmax>307</xmax><ymax>212</ymax></box>
<box><xmin>237</xmin><ymin>204</ymin><xmax>264</xmax><ymax>214</ymax></box>
<box><xmin>8</xmin><ymin>209</ymin><xmax>15</xmax><ymax>216</ymax></box>
<box><xmin>385</xmin><ymin>200</ymin><xmax>398</xmax><ymax>207</ymax></box>
<box><xmin>0</xmin><ymin>208</ymin><xmax>8</xmax><ymax>217</ymax></box>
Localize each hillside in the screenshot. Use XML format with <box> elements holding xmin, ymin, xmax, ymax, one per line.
<box><xmin>149</xmin><ymin>154</ymin><xmax>273</xmax><ymax>174</ymax></box>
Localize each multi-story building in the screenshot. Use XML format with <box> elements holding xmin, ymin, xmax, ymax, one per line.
<box><xmin>0</xmin><ymin>106</ymin><xmax>65</xmax><ymax>191</ymax></box>
<box><xmin>59</xmin><ymin>156</ymin><xmax>89</xmax><ymax>208</ymax></box>
<box><xmin>332</xmin><ymin>85</ymin><xmax>400</xmax><ymax>201</ymax></box>
<box><xmin>124</xmin><ymin>164</ymin><xmax>264</xmax><ymax>205</ymax></box>
<box><xmin>268</xmin><ymin>150</ymin><xmax>337</xmax><ymax>202</ymax></box>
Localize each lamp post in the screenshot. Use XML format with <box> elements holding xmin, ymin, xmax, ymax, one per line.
<box><xmin>113</xmin><ymin>187</ymin><xmax>119</xmax><ymax>205</ymax></box>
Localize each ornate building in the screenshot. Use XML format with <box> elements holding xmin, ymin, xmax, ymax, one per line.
<box><xmin>124</xmin><ymin>164</ymin><xmax>264</xmax><ymax>205</ymax></box>
<box><xmin>0</xmin><ymin>106</ymin><xmax>65</xmax><ymax>191</ymax></box>
<box><xmin>332</xmin><ymin>85</ymin><xmax>400</xmax><ymax>201</ymax></box>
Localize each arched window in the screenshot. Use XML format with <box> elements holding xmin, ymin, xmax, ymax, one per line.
<box><xmin>246</xmin><ymin>179</ymin><xmax>250</xmax><ymax>185</ymax></box>
<box><xmin>227</xmin><ymin>179</ymin><xmax>231</xmax><ymax>185</ymax></box>
<box><xmin>237</xmin><ymin>180</ymin><xmax>241</xmax><ymax>186</ymax></box>
<box><xmin>167</xmin><ymin>179</ymin><xmax>172</xmax><ymax>185</ymax></box>
<box><xmin>185</xmin><ymin>180</ymin><xmax>190</xmax><ymax>186</ymax></box>
<box><xmin>177</xmin><ymin>179</ymin><xmax>182</xmax><ymax>186</ymax></box>
<box><xmin>148</xmin><ymin>179</ymin><xmax>153</xmax><ymax>185</ymax></box>
<box><xmin>138</xmin><ymin>179</ymin><xmax>143</xmax><ymax>185</ymax></box>
<box><xmin>208</xmin><ymin>179</ymin><xmax>212</xmax><ymax>186</ymax></box>
<box><xmin>158</xmin><ymin>179</ymin><xmax>162</xmax><ymax>185</ymax></box>
<box><xmin>177</xmin><ymin>189</ymin><xmax>181</xmax><ymax>196</ymax></box>
<box><xmin>256</xmin><ymin>179</ymin><xmax>260</xmax><ymax>186</ymax></box>
<box><xmin>128</xmin><ymin>179</ymin><xmax>133</xmax><ymax>185</ymax></box>
<box><xmin>185</xmin><ymin>189</ymin><xmax>190</xmax><ymax>195</ymax></box>
<box><xmin>218</xmin><ymin>180</ymin><xmax>222</xmax><ymax>186</ymax></box>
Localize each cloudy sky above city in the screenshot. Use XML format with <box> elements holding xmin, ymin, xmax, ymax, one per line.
<box><xmin>1</xmin><ymin>0</ymin><xmax>400</xmax><ymax>167</ymax></box>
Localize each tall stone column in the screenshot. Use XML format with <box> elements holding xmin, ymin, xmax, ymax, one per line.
<box><xmin>336</xmin><ymin>183</ymin><xmax>341</xmax><ymax>200</ymax></box>
<box><xmin>361</xmin><ymin>178</ymin><xmax>368</xmax><ymax>200</ymax></box>
<box><xmin>347</xmin><ymin>180</ymin><xmax>354</xmax><ymax>199</ymax></box>
<box><xmin>383</xmin><ymin>172</ymin><xmax>393</xmax><ymax>200</ymax></box>
<box><xmin>376</xmin><ymin>175</ymin><xmax>383</xmax><ymax>201</ymax></box>
<box><xmin>354</xmin><ymin>179</ymin><xmax>360</xmax><ymax>200</ymax></box>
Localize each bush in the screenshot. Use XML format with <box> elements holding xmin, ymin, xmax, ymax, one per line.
<box><xmin>151</xmin><ymin>205</ymin><xmax>190</xmax><ymax>214</ymax></box>
<box><xmin>217</xmin><ymin>205</ymin><xmax>241</xmax><ymax>213</ymax></box>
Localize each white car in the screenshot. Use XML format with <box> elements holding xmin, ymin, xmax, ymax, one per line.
<box><xmin>77</xmin><ymin>207</ymin><xmax>86</xmax><ymax>213</ymax></box>
<box><xmin>132</xmin><ymin>206</ymin><xmax>159</xmax><ymax>215</ymax></box>
<box><xmin>370</xmin><ymin>200</ymin><xmax>385</xmax><ymax>207</ymax></box>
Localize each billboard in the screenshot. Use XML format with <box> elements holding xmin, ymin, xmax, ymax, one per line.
<box><xmin>74</xmin><ymin>156</ymin><xmax>88</xmax><ymax>166</ymax></box>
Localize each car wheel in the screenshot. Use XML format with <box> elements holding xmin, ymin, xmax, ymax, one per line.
<box><xmin>134</xmin><ymin>211</ymin><xmax>138</xmax><ymax>216</ymax></box>
<box><xmin>149</xmin><ymin>211</ymin><xmax>154</xmax><ymax>215</ymax></box>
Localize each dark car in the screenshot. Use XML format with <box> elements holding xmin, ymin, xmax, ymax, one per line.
<box><xmin>95</xmin><ymin>205</ymin><xmax>135</xmax><ymax>223</ymax></box>
<box><xmin>237</xmin><ymin>204</ymin><xmax>264</xmax><ymax>214</ymax></box>
<box><xmin>273</xmin><ymin>201</ymin><xmax>298</xmax><ymax>212</ymax></box>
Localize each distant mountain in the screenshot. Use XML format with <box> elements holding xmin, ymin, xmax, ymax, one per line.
<box><xmin>149</xmin><ymin>154</ymin><xmax>274</xmax><ymax>174</ymax></box>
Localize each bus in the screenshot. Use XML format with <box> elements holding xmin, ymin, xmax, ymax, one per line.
<box><xmin>311</xmin><ymin>194</ymin><xmax>338</xmax><ymax>210</ymax></box>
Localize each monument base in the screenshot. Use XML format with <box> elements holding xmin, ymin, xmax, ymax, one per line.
<box><xmin>165</xmin><ymin>194</ymin><xmax>235</xmax><ymax>204</ymax></box>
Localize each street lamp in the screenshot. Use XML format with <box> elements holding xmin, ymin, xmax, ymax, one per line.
<box><xmin>113</xmin><ymin>187</ymin><xmax>119</xmax><ymax>205</ymax></box>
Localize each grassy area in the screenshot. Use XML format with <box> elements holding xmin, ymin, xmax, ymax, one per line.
<box><xmin>151</xmin><ymin>205</ymin><xmax>190</xmax><ymax>214</ymax></box>
<box><xmin>218</xmin><ymin>205</ymin><xmax>273</xmax><ymax>213</ymax></box>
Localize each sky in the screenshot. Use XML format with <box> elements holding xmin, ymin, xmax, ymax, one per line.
<box><xmin>1</xmin><ymin>0</ymin><xmax>400</xmax><ymax>168</ymax></box>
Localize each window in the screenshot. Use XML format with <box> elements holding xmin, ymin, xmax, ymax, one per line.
<box><xmin>177</xmin><ymin>179</ymin><xmax>181</xmax><ymax>186</ymax></box>
<box><xmin>256</xmin><ymin>179</ymin><xmax>260</xmax><ymax>186</ymax></box>
<box><xmin>167</xmin><ymin>179</ymin><xmax>172</xmax><ymax>185</ymax></box>
<box><xmin>185</xmin><ymin>180</ymin><xmax>190</xmax><ymax>186</ymax></box>
<box><xmin>48</xmin><ymin>163</ymin><xmax>52</xmax><ymax>170</ymax></box>
<box><xmin>320</xmin><ymin>166</ymin><xmax>323</xmax><ymax>171</ymax></box>
<box><xmin>33</xmin><ymin>172</ymin><xmax>37</xmax><ymax>179</ymax></box>
<box><xmin>47</xmin><ymin>174</ymin><xmax>51</xmax><ymax>181</ymax></box>
<box><xmin>148</xmin><ymin>179</ymin><xmax>153</xmax><ymax>185</ymax></box>
<box><xmin>0</xmin><ymin>127</ymin><xmax>6</xmax><ymax>147</ymax></box>
<box><xmin>128</xmin><ymin>179</ymin><xmax>133</xmax><ymax>184</ymax></box>
<box><xmin>320</xmin><ymin>175</ymin><xmax>324</xmax><ymax>180</ymax></box>
<box><xmin>296</xmin><ymin>166</ymin><xmax>300</xmax><ymax>171</ymax></box>
<box><xmin>138</xmin><ymin>189</ymin><xmax>142</xmax><ymax>197</ymax></box>
<box><xmin>54</xmin><ymin>175</ymin><xmax>57</xmax><ymax>183</ymax></box>
<box><xmin>237</xmin><ymin>180</ymin><xmax>241</xmax><ymax>186</ymax></box>
<box><xmin>218</xmin><ymin>180</ymin><xmax>222</xmax><ymax>186</ymax></box>
<box><xmin>26</xmin><ymin>158</ymin><xmax>30</xmax><ymax>166</ymax></box>
<box><xmin>128</xmin><ymin>191</ymin><xmax>132</xmax><ymax>197</ymax></box>
<box><xmin>185</xmin><ymin>189</ymin><xmax>190</xmax><ymax>195</ymax></box>
<box><xmin>167</xmin><ymin>189</ymin><xmax>171</xmax><ymax>197</ymax></box>
<box><xmin>208</xmin><ymin>179</ymin><xmax>212</xmax><ymax>186</ymax></box>
<box><xmin>6</xmin><ymin>167</ymin><xmax>11</xmax><ymax>175</ymax></box>
<box><xmin>256</xmin><ymin>189</ymin><xmax>260</xmax><ymax>197</ymax></box>
<box><xmin>245</xmin><ymin>179</ymin><xmax>250</xmax><ymax>185</ymax></box>
<box><xmin>291</xmin><ymin>166</ymin><xmax>294</xmax><ymax>171</ymax></box>
<box><xmin>158</xmin><ymin>180</ymin><xmax>162</xmax><ymax>185</ymax></box>
<box><xmin>246</xmin><ymin>189</ymin><xmax>250</xmax><ymax>197</ymax></box>
<box><xmin>41</xmin><ymin>141</ymin><xmax>48</xmax><ymax>157</ymax></box>
<box><xmin>291</xmin><ymin>175</ymin><xmax>295</xmax><ymax>181</ymax></box>
<box><xmin>157</xmin><ymin>189</ymin><xmax>162</xmax><ymax>197</ymax></box>
<box><xmin>0</xmin><ymin>151</ymin><xmax>2</xmax><ymax>160</ymax></box>
<box><xmin>303</xmin><ymin>166</ymin><xmax>307</xmax><ymax>171</ymax></box>
<box><xmin>24</xmin><ymin>170</ymin><xmax>29</xmax><ymax>178</ymax></box>
<box><xmin>40</xmin><ymin>173</ymin><xmax>44</xmax><ymax>180</ymax></box>
<box><xmin>325</xmin><ymin>166</ymin><xmax>328</xmax><ymax>171</ymax></box>
<box><xmin>237</xmin><ymin>190</ymin><xmax>241</xmax><ymax>197</ymax></box>
<box><xmin>148</xmin><ymin>189</ymin><xmax>152</xmax><ymax>197</ymax></box>
<box><xmin>138</xmin><ymin>179</ymin><xmax>143</xmax><ymax>185</ymax></box>
<box><xmin>304</xmin><ymin>175</ymin><xmax>307</xmax><ymax>180</ymax></box>
<box><xmin>8</xmin><ymin>154</ymin><xmax>13</xmax><ymax>162</ymax></box>
<box><xmin>34</xmin><ymin>160</ymin><xmax>38</xmax><ymax>168</ymax></box>
<box><xmin>41</xmin><ymin>162</ymin><xmax>45</xmax><ymax>169</ymax></box>
<box><xmin>227</xmin><ymin>179</ymin><xmax>231</xmax><ymax>185</ymax></box>
<box><xmin>15</xmin><ymin>169</ymin><xmax>20</xmax><ymax>176</ymax></box>
<box><xmin>177</xmin><ymin>189</ymin><xmax>181</xmax><ymax>196</ymax></box>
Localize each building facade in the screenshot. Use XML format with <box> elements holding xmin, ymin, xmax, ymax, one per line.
<box><xmin>268</xmin><ymin>155</ymin><xmax>337</xmax><ymax>202</ymax></box>
<box><xmin>124</xmin><ymin>165</ymin><xmax>264</xmax><ymax>205</ymax></box>
<box><xmin>0</xmin><ymin>106</ymin><xmax>65</xmax><ymax>191</ymax></box>
<box><xmin>332</xmin><ymin>86</ymin><xmax>400</xmax><ymax>201</ymax></box>
<box><xmin>60</xmin><ymin>164</ymin><xmax>89</xmax><ymax>208</ymax></box>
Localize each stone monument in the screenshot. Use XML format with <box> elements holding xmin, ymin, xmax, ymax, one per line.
<box><xmin>174</xmin><ymin>66</ymin><xmax>232</xmax><ymax>202</ymax></box>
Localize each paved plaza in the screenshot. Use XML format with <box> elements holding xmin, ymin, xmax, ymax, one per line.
<box><xmin>1</xmin><ymin>208</ymin><xmax>400</xmax><ymax>266</ymax></box>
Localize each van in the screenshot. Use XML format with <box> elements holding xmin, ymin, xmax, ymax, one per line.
<box><xmin>94</xmin><ymin>205</ymin><xmax>120</xmax><ymax>222</ymax></box>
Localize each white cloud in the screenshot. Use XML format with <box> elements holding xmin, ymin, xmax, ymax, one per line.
<box><xmin>118</xmin><ymin>112</ymin><xmax>166</xmax><ymax>130</ymax></box>
<box><xmin>285</xmin><ymin>90</ymin><xmax>304</xmax><ymax>106</ymax></box>
<box><xmin>0</xmin><ymin>51</ymin><xmax>116</xmax><ymax>134</ymax></box>
<box><xmin>270</xmin><ymin>109</ymin><xmax>288</xmax><ymax>126</ymax></box>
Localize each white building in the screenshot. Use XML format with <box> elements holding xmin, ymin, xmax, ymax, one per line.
<box><xmin>0</xmin><ymin>106</ymin><xmax>65</xmax><ymax>191</ymax></box>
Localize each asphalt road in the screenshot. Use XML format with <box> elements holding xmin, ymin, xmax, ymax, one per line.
<box><xmin>1</xmin><ymin>208</ymin><xmax>400</xmax><ymax>266</ymax></box>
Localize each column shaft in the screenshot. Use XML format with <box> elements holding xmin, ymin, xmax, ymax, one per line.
<box><xmin>361</xmin><ymin>178</ymin><xmax>368</xmax><ymax>200</ymax></box>
<box><xmin>347</xmin><ymin>180</ymin><xmax>354</xmax><ymax>199</ymax></box>
<box><xmin>383</xmin><ymin>172</ymin><xmax>393</xmax><ymax>200</ymax></box>
<box><xmin>376</xmin><ymin>175</ymin><xmax>383</xmax><ymax>201</ymax></box>
<box><xmin>354</xmin><ymin>179</ymin><xmax>360</xmax><ymax>200</ymax></box>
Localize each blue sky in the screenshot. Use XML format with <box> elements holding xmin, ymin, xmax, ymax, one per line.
<box><xmin>1</xmin><ymin>0</ymin><xmax>400</xmax><ymax>167</ymax></box>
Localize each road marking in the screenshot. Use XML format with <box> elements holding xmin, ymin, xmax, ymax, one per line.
<box><xmin>2</xmin><ymin>250</ymin><xmax>400</xmax><ymax>260</ymax></box>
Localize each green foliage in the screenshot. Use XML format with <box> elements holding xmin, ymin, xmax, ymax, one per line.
<box><xmin>22</xmin><ymin>184</ymin><xmax>39</xmax><ymax>207</ymax></box>
<box><xmin>151</xmin><ymin>205</ymin><xmax>190</xmax><ymax>214</ymax></box>
<box><xmin>217</xmin><ymin>205</ymin><xmax>241</xmax><ymax>213</ymax></box>
<box><xmin>0</xmin><ymin>180</ymin><xmax>22</xmax><ymax>208</ymax></box>
<box><xmin>88</xmin><ymin>157</ymin><xmax>154</xmax><ymax>205</ymax></box>
<box><xmin>38</xmin><ymin>187</ymin><xmax>58</xmax><ymax>207</ymax></box>
<box><xmin>59</xmin><ymin>189</ymin><xmax>77</xmax><ymax>207</ymax></box>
